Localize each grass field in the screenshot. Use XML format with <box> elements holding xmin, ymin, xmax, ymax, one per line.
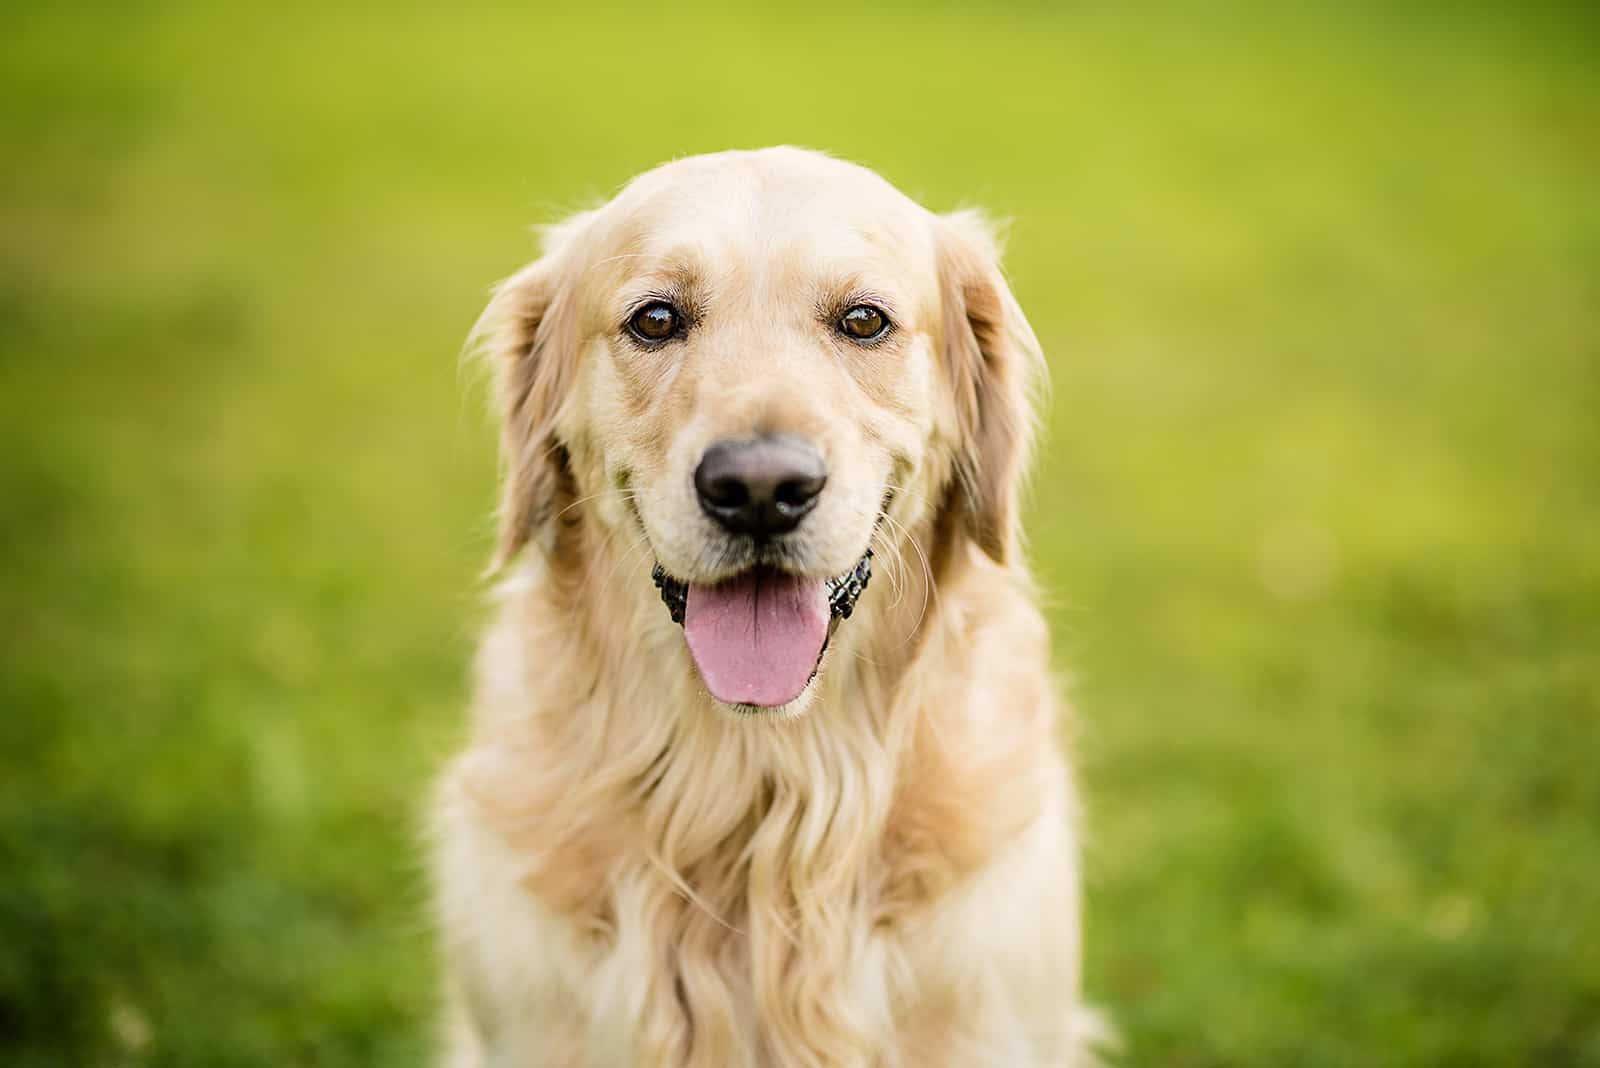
<box><xmin>3</xmin><ymin>4</ymin><xmax>1597</xmax><ymax>1065</ymax></box>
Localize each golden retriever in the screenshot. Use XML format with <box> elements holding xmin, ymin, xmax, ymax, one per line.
<box><xmin>432</xmin><ymin>147</ymin><xmax>1093</xmax><ymax>1067</ymax></box>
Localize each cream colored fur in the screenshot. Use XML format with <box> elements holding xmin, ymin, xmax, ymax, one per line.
<box><xmin>432</xmin><ymin>147</ymin><xmax>1095</xmax><ymax>1067</ymax></box>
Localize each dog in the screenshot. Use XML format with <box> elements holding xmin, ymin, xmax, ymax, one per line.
<box><xmin>432</xmin><ymin>147</ymin><xmax>1093</xmax><ymax>1067</ymax></box>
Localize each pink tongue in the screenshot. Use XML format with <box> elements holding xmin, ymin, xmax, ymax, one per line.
<box><xmin>683</xmin><ymin>571</ymin><xmax>829</xmax><ymax>707</ymax></box>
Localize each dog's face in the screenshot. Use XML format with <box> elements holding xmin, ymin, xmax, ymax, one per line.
<box><xmin>481</xmin><ymin>148</ymin><xmax>1038</xmax><ymax>714</ymax></box>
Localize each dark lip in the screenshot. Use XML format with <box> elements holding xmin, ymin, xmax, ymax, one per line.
<box><xmin>650</xmin><ymin>551</ymin><xmax>873</xmax><ymax>627</ymax></box>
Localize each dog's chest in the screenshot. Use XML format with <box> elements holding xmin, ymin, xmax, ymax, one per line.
<box><xmin>442</xmin><ymin>729</ymin><xmax>1074</xmax><ymax>1067</ymax></box>
<box><xmin>558</xmin><ymin>837</ymin><xmax>908</xmax><ymax>1067</ymax></box>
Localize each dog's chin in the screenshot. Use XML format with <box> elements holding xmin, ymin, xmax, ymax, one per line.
<box><xmin>719</xmin><ymin>679</ymin><xmax>822</xmax><ymax>721</ymax></box>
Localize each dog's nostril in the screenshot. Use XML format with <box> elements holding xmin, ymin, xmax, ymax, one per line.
<box><xmin>695</xmin><ymin>434</ymin><xmax>827</xmax><ymax>537</ymax></box>
<box><xmin>774</xmin><ymin>478</ymin><xmax>822</xmax><ymax>512</ymax></box>
<box><xmin>706</xmin><ymin>477</ymin><xmax>749</xmax><ymax>509</ymax></box>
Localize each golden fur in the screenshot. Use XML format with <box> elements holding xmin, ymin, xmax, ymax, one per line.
<box><xmin>433</xmin><ymin>147</ymin><xmax>1094</xmax><ymax>1066</ymax></box>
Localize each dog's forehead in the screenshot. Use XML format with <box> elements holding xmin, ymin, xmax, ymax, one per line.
<box><xmin>597</xmin><ymin>149</ymin><xmax>936</xmax><ymax>284</ymax></box>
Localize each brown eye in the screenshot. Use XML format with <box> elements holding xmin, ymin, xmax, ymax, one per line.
<box><xmin>628</xmin><ymin>301</ymin><xmax>680</xmax><ymax>343</ymax></box>
<box><xmin>839</xmin><ymin>304</ymin><xmax>888</xmax><ymax>341</ymax></box>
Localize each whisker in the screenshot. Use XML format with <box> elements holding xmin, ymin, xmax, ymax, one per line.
<box><xmin>865</xmin><ymin>522</ymin><xmax>905</xmax><ymax>606</ymax></box>
<box><xmin>590</xmin><ymin>525</ymin><xmax>656</xmax><ymax>607</ymax></box>
<box><xmin>551</xmin><ymin>487</ymin><xmax>640</xmax><ymax>527</ymax></box>
<box><xmin>880</xmin><ymin>524</ymin><xmax>911</xmax><ymax>610</ymax></box>
<box><xmin>580</xmin><ymin>251</ymin><xmax>672</xmax><ymax>281</ymax></box>
<box><xmin>876</xmin><ymin>510</ymin><xmax>935</xmax><ymax>647</ymax></box>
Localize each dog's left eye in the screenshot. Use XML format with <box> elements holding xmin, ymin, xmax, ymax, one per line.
<box><xmin>838</xmin><ymin>304</ymin><xmax>889</xmax><ymax>341</ymax></box>
<box><xmin>627</xmin><ymin>301</ymin><xmax>682</xmax><ymax>343</ymax></box>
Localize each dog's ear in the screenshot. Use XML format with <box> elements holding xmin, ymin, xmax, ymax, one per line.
<box><xmin>474</xmin><ymin>215</ymin><xmax>590</xmax><ymax>571</ymax></box>
<box><xmin>936</xmin><ymin>209</ymin><xmax>1044</xmax><ymax>566</ymax></box>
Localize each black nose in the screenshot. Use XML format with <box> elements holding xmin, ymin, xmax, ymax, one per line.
<box><xmin>695</xmin><ymin>434</ymin><xmax>827</xmax><ymax>538</ymax></box>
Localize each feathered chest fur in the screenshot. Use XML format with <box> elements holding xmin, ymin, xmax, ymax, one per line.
<box><xmin>447</xmin><ymin>576</ymin><xmax>1053</xmax><ymax>1068</ymax></box>
<box><xmin>439</xmin><ymin>532</ymin><xmax>1066</xmax><ymax>1064</ymax></box>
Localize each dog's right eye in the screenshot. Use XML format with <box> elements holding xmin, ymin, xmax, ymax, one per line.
<box><xmin>838</xmin><ymin>304</ymin><xmax>889</xmax><ymax>341</ymax></box>
<box><xmin>627</xmin><ymin>302</ymin><xmax>681</xmax><ymax>343</ymax></box>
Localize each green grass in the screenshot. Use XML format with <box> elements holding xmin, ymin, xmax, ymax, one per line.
<box><xmin>3</xmin><ymin>3</ymin><xmax>1597</xmax><ymax>1065</ymax></box>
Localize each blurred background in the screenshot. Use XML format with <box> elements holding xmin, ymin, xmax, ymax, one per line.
<box><xmin>3</xmin><ymin>3</ymin><xmax>1596</xmax><ymax>1065</ymax></box>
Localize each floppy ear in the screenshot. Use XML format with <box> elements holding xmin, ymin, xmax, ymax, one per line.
<box><xmin>936</xmin><ymin>209</ymin><xmax>1044</xmax><ymax>566</ymax></box>
<box><xmin>474</xmin><ymin>219</ymin><xmax>587</xmax><ymax>570</ymax></box>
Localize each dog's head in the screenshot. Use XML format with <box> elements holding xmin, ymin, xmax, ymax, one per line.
<box><xmin>478</xmin><ymin>148</ymin><xmax>1040</xmax><ymax>714</ymax></box>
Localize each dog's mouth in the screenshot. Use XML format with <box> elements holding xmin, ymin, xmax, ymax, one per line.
<box><xmin>651</xmin><ymin>552</ymin><xmax>872</xmax><ymax>709</ymax></box>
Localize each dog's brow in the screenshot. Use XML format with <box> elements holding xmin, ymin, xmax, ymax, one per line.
<box><xmin>599</xmin><ymin>250</ymin><xmax>706</xmax><ymax>293</ymax></box>
<box><xmin>818</xmin><ymin>276</ymin><xmax>904</xmax><ymax>322</ymax></box>
<box><xmin>581</xmin><ymin>251</ymin><xmax>675</xmax><ymax>279</ymax></box>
